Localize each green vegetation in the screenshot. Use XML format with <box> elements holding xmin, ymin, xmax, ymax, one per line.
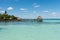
<box><xmin>0</xmin><ymin>11</ymin><xmax>43</xmax><ymax>22</ymax></box>
<box><xmin>0</xmin><ymin>11</ymin><xmax>22</xmax><ymax>22</ymax></box>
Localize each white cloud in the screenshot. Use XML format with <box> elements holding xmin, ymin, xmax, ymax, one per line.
<box><xmin>33</xmin><ymin>3</ymin><xmax>40</xmax><ymax>8</ymax></box>
<box><xmin>7</xmin><ymin>7</ymin><xmax>13</xmax><ymax>10</ymax></box>
<box><xmin>51</xmin><ymin>12</ymin><xmax>57</xmax><ymax>16</ymax></box>
<box><xmin>1</xmin><ymin>11</ymin><xmax>5</xmax><ymax>13</ymax></box>
<box><xmin>20</xmin><ymin>8</ymin><xmax>27</xmax><ymax>11</ymax></box>
<box><xmin>34</xmin><ymin>5</ymin><xmax>40</xmax><ymax>8</ymax></box>
<box><xmin>20</xmin><ymin>8</ymin><xmax>28</xmax><ymax>12</ymax></box>
<box><xmin>43</xmin><ymin>11</ymin><xmax>49</xmax><ymax>13</ymax></box>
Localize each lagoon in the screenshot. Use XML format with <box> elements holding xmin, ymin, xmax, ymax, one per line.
<box><xmin>0</xmin><ymin>19</ymin><xmax>60</xmax><ymax>40</ymax></box>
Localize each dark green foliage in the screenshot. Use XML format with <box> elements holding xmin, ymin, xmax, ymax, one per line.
<box><xmin>0</xmin><ymin>11</ymin><xmax>19</xmax><ymax>21</ymax></box>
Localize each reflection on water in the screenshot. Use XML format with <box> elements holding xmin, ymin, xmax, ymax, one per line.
<box><xmin>0</xmin><ymin>19</ymin><xmax>60</xmax><ymax>25</ymax></box>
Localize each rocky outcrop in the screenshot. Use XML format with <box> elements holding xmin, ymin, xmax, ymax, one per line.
<box><xmin>37</xmin><ymin>16</ymin><xmax>43</xmax><ymax>22</ymax></box>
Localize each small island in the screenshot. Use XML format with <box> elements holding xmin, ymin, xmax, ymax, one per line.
<box><xmin>0</xmin><ymin>11</ymin><xmax>22</xmax><ymax>22</ymax></box>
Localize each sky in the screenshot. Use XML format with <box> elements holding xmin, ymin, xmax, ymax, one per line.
<box><xmin>0</xmin><ymin>0</ymin><xmax>60</xmax><ymax>19</ymax></box>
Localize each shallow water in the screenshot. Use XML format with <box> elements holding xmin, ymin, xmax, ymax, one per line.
<box><xmin>0</xmin><ymin>20</ymin><xmax>60</xmax><ymax>40</ymax></box>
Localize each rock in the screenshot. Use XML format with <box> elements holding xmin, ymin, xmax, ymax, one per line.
<box><xmin>37</xmin><ymin>16</ymin><xmax>43</xmax><ymax>22</ymax></box>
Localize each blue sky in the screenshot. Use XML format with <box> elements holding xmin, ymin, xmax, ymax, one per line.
<box><xmin>0</xmin><ymin>0</ymin><xmax>60</xmax><ymax>19</ymax></box>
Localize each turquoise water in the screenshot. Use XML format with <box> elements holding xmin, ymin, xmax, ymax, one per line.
<box><xmin>0</xmin><ymin>20</ymin><xmax>60</xmax><ymax>40</ymax></box>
